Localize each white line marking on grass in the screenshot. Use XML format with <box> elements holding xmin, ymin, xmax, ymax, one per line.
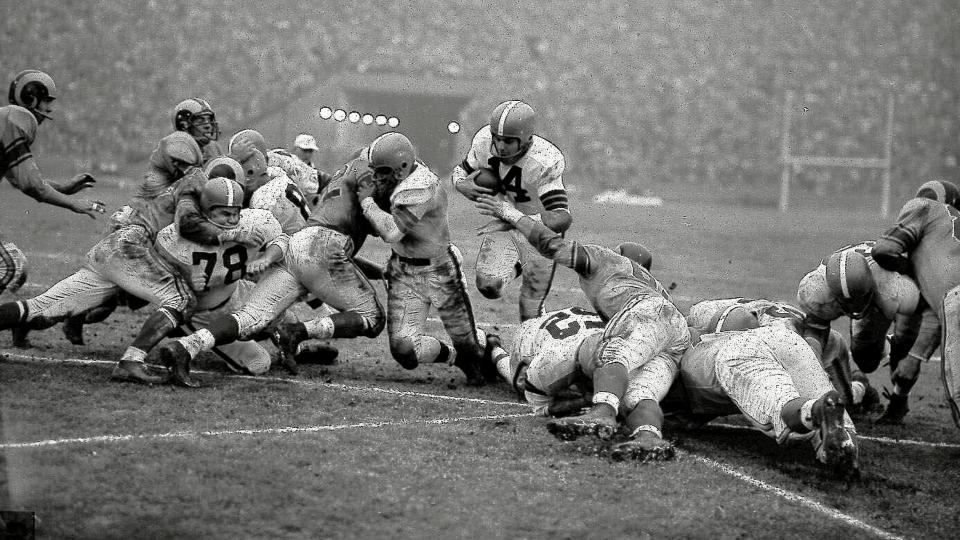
<box><xmin>0</xmin><ymin>412</ymin><xmax>536</xmax><ymax>450</ymax></box>
<box><xmin>682</xmin><ymin>450</ymin><xmax>905</xmax><ymax>540</ymax></box>
<box><xmin>0</xmin><ymin>351</ymin><xmax>529</xmax><ymax>408</ymax></box>
<box><xmin>706</xmin><ymin>421</ymin><xmax>960</xmax><ymax>450</ymax></box>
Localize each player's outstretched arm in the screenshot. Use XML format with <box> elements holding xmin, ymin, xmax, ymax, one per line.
<box><xmin>50</xmin><ymin>173</ymin><xmax>97</xmax><ymax>195</ymax></box>
<box><xmin>10</xmin><ymin>159</ymin><xmax>104</xmax><ymax>218</ymax></box>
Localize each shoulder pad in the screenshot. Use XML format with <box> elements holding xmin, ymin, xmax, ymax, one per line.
<box><xmin>391</xmin><ymin>166</ymin><xmax>438</xmax><ymax>206</ymax></box>
<box><xmin>6</xmin><ymin>105</ymin><xmax>38</xmax><ymax>144</ymax></box>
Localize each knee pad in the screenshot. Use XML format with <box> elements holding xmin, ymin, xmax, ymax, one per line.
<box><xmin>1</xmin><ymin>242</ymin><xmax>28</xmax><ymax>294</ymax></box>
<box><xmin>596</xmin><ymin>337</ymin><xmax>632</xmax><ymax>369</ymax></box>
<box><xmin>390</xmin><ymin>339</ymin><xmax>419</xmax><ymax>370</ymax></box>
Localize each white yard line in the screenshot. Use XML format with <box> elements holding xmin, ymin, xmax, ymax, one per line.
<box><xmin>0</xmin><ymin>412</ymin><xmax>536</xmax><ymax>449</ymax></box>
<box><xmin>682</xmin><ymin>451</ymin><xmax>904</xmax><ymax>540</ymax></box>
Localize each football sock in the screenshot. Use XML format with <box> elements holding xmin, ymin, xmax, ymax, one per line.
<box><xmin>303</xmin><ymin>317</ymin><xmax>335</xmax><ymax>340</ymax></box>
<box><xmin>851</xmin><ymin>381</ymin><xmax>866</xmax><ymax>404</ymax></box>
<box><xmin>182</xmin><ymin>329</ymin><xmax>215</xmax><ymax>358</ymax></box>
<box><xmin>120</xmin><ymin>347</ymin><xmax>146</xmax><ymax>364</ymax></box>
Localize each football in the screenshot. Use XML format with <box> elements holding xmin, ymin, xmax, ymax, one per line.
<box><xmin>473</xmin><ymin>168</ymin><xmax>501</xmax><ymax>191</ymax></box>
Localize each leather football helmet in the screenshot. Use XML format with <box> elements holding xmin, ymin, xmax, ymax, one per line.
<box><xmin>369</xmin><ymin>132</ymin><xmax>416</xmax><ymax>180</ymax></box>
<box><xmin>152</xmin><ymin>131</ymin><xmax>203</xmax><ymax>177</ymax></box>
<box><xmin>616</xmin><ymin>242</ymin><xmax>653</xmax><ymax>271</ymax></box>
<box><xmin>203</xmin><ymin>156</ymin><xmax>245</xmax><ymax>183</ymax></box>
<box><xmin>8</xmin><ymin>69</ymin><xmax>57</xmax><ymax>123</ymax></box>
<box><xmin>200</xmin><ymin>176</ymin><xmax>244</xmax><ymax>222</ymax></box>
<box><xmin>489</xmin><ymin>100</ymin><xmax>535</xmax><ymax>160</ymax></box>
<box><xmin>706</xmin><ymin>305</ymin><xmax>760</xmax><ymax>333</ymax></box>
<box><xmin>173</xmin><ymin>98</ymin><xmax>220</xmax><ymax>143</ymax></box>
<box><xmin>228</xmin><ymin>128</ymin><xmax>268</xmax><ymax>157</ymax></box>
<box><xmin>239</xmin><ymin>149</ymin><xmax>269</xmax><ymax>195</ymax></box>
<box><xmin>825</xmin><ymin>248</ymin><xmax>876</xmax><ymax>318</ymax></box>
<box><xmin>915</xmin><ymin>180</ymin><xmax>960</xmax><ymax>210</ymax></box>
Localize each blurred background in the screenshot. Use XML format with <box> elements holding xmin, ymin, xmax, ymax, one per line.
<box><xmin>2</xmin><ymin>0</ymin><xmax>958</xmax><ymax>210</ymax></box>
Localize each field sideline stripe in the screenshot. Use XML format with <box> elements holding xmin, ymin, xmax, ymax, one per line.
<box><xmin>0</xmin><ymin>413</ymin><xmax>536</xmax><ymax>450</ymax></box>
<box><xmin>0</xmin><ymin>351</ymin><xmax>529</xmax><ymax>408</ymax></box>
<box><xmin>707</xmin><ymin>421</ymin><xmax>960</xmax><ymax>450</ymax></box>
<box><xmin>683</xmin><ymin>451</ymin><xmax>904</xmax><ymax>540</ymax></box>
<box><xmin>4</xmin><ymin>351</ymin><xmax>958</xmax><ymax>449</ymax></box>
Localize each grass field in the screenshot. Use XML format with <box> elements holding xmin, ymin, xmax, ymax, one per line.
<box><xmin>2</xmin><ymin>177</ymin><xmax>960</xmax><ymax>539</ymax></box>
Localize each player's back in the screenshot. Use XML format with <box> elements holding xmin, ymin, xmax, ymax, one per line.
<box><xmin>250</xmin><ymin>174</ymin><xmax>311</xmax><ymax>235</ymax></box>
<box><xmin>307</xmin><ymin>157</ymin><xmax>374</xmax><ymax>254</ymax></box>
<box><xmin>576</xmin><ymin>243</ymin><xmax>672</xmax><ymax>320</ymax></box>
<box><xmin>517</xmin><ymin>307</ymin><xmax>605</xmax><ymax>396</ymax></box>
<box><xmin>887</xmin><ymin>198</ymin><xmax>960</xmax><ymax>311</ymax></box>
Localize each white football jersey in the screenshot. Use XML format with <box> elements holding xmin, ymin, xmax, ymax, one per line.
<box><xmin>267</xmin><ymin>148</ymin><xmax>319</xmax><ymax>200</ymax></box>
<box><xmin>463</xmin><ymin>127</ymin><xmax>566</xmax><ymax>216</ymax></box>
<box><xmin>512</xmin><ymin>307</ymin><xmax>605</xmax><ymax>408</ymax></box>
<box><xmin>156</xmin><ymin>209</ymin><xmax>282</xmax><ymax>310</ymax></box>
<box><xmin>250</xmin><ymin>174</ymin><xmax>312</xmax><ymax>235</ymax></box>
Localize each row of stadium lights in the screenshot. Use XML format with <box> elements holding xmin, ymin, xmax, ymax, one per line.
<box><xmin>319</xmin><ymin>106</ymin><xmax>400</xmax><ymax>128</ymax></box>
<box><xmin>318</xmin><ymin>106</ymin><xmax>462</xmax><ymax>134</ymax></box>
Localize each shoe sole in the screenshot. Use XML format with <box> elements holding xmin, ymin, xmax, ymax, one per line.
<box><xmin>157</xmin><ymin>347</ymin><xmax>200</xmax><ymax>388</ymax></box>
<box><xmin>819</xmin><ymin>393</ymin><xmax>860</xmax><ymax>473</ymax></box>
<box><xmin>610</xmin><ymin>444</ymin><xmax>676</xmax><ymax>463</ymax></box>
<box><xmin>546</xmin><ymin>420</ymin><xmax>617</xmax><ymax>442</ymax></box>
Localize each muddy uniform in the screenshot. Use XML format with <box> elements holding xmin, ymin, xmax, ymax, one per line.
<box><xmin>459</xmin><ymin>128</ymin><xmax>568</xmax><ymax>320</ymax></box>
<box><xmin>227</xmin><ymin>157</ymin><xmax>384</xmax><ymax>340</ymax></box>
<box><xmin>365</xmin><ymin>162</ymin><xmax>485</xmax><ymax>370</ymax></box>
<box><xmin>0</xmin><ymin>105</ymin><xmax>43</xmax><ymax>293</ymax></box>
<box><xmin>267</xmin><ymin>148</ymin><xmax>331</xmax><ymax>208</ymax></box>
<box><xmin>687</xmin><ymin>297</ymin><xmax>806</xmax><ymax>333</ymax></box>
<box><xmin>797</xmin><ymin>241</ymin><xmax>926</xmax><ymax>374</ymax></box>
<box><xmin>873</xmin><ymin>198</ymin><xmax>960</xmax><ymax>426</ymax></box>
<box><xmin>249</xmin><ymin>171</ymin><xmax>312</xmax><ymax>235</ymax></box>
<box><xmin>513</xmin><ymin>217</ymin><xmax>691</xmax><ymax>409</ymax></box>
<box><xmin>156</xmin><ymin>209</ymin><xmax>286</xmax><ymax>374</ymax></box>
<box><xmin>671</xmin><ymin>325</ymin><xmax>855</xmax><ymax>443</ymax></box>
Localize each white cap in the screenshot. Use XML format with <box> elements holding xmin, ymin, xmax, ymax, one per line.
<box><xmin>294</xmin><ymin>133</ymin><xmax>319</xmax><ymax>151</ymax></box>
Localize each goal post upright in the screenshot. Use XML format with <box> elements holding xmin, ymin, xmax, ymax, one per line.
<box><xmin>777</xmin><ymin>91</ymin><xmax>894</xmax><ymax>215</ymax></box>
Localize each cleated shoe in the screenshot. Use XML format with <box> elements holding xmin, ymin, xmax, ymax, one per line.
<box><xmin>453</xmin><ymin>355</ymin><xmax>485</xmax><ymax>386</ymax></box>
<box><xmin>61</xmin><ymin>315</ymin><xmax>86</xmax><ymax>345</ymax></box>
<box><xmin>610</xmin><ymin>430</ymin><xmax>676</xmax><ymax>462</ymax></box>
<box><xmin>295</xmin><ymin>341</ymin><xmax>339</xmax><ymax>365</ymax></box>
<box><xmin>111</xmin><ymin>359</ymin><xmax>169</xmax><ymax>385</ymax></box>
<box><xmin>875</xmin><ymin>391</ymin><xmax>910</xmax><ymax>425</ymax></box>
<box><xmin>851</xmin><ymin>373</ymin><xmax>881</xmax><ymax>415</ymax></box>
<box><xmin>813</xmin><ymin>390</ymin><xmax>859</xmax><ymax>475</ymax></box>
<box><xmin>155</xmin><ymin>342</ymin><xmax>200</xmax><ymax>388</ymax></box>
<box><xmin>546</xmin><ymin>405</ymin><xmax>619</xmax><ymax>442</ymax></box>
<box><xmin>273</xmin><ymin>324</ymin><xmax>304</xmax><ymax>375</ymax></box>
<box><xmin>480</xmin><ymin>333</ymin><xmax>502</xmax><ymax>383</ymax></box>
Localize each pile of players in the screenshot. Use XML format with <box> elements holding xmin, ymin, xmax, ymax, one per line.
<box><xmin>3</xmin><ymin>70</ymin><xmax>957</xmax><ymax>478</ymax></box>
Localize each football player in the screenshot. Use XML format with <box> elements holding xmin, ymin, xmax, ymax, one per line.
<box><xmin>173</xmin><ymin>98</ymin><xmax>223</xmax><ymax>163</ymax></box>
<box><xmin>148</xmin><ymin>138</ymin><xmax>392</xmax><ymax>387</ymax></box>
<box><xmin>155</xmin><ymin>176</ymin><xmax>287</xmax><ymax>377</ymax></box>
<box><xmin>1</xmin><ymin>69</ymin><xmax>103</xmax><ymax>297</ymax></box>
<box><xmin>687</xmin><ymin>296</ymin><xmax>881</xmax><ymax>416</ymax></box>
<box><xmin>450</xmin><ymin>100</ymin><xmax>571</xmax><ymax>322</ymax></box>
<box><xmin>663</xmin><ymin>306</ymin><xmax>859</xmax><ymax>474</ymax></box>
<box><xmin>229</xmin><ymin>129</ymin><xmax>333</xmax><ymax>207</ymax></box>
<box><xmin>358</xmin><ymin>132</ymin><xmax>494</xmax><ymax>385</ymax></box>
<box><xmin>872</xmin><ymin>180</ymin><xmax>960</xmax><ymax>428</ymax></box>
<box><xmin>476</xmin><ymin>192</ymin><xmax>688</xmax><ymax>454</ymax></box>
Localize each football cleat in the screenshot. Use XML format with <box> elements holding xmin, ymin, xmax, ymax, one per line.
<box><xmin>295</xmin><ymin>341</ymin><xmax>340</xmax><ymax>365</ymax></box>
<box><xmin>453</xmin><ymin>353</ymin><xmax>485</xmax><ymax>387</ymax></box>
<box><xmin>480</xmin><ymin>333</ymin><xmax>502</xmax><ymax>383</ymax></box>
<box><xmin>812</xmin><ymin>390</ymin><xmax>859</xmax><ymax>475</ymax></box>
<box><xmin>110</xmin><ymin>359</ymin><xmax>169</xmax><ymax>385</ymax></box>
<box><xmin>850</xmin><ymin>372</ymin><xmax>881</xmax><ymax>415</ymax></box>
<box><xmin>546</xmin><ymin>405</ymin><xmax>619</xmax><ymax>442</ymax></box>
<box><xmin>10</xmin><ymin>326</ymin><xmax>31</xmax><ymax>349</ymax></box>
<box><xmin>875</xmin><ymin>391</ymin><xmax>910</xmax><ymax>425</ymax></box>
<box><xmin>610</xmin><ymin>430</ymin><xmax>676</xmax><ymax>462</ymax></box>
<box><xmin>154</xmin><ymin>342</ymin><xmax>199</xmax><ymax>388</ymax></box>
<box><xmin>61</xmin><ymin>315</ymin><xmax>86</xmax><ymax>345</ymax></box>
<box><xmin>272</xmin><ymin>323</ymin><xmax>305</xmax><ymax>375</ymax></box>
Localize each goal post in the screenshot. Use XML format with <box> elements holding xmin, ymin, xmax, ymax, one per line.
<box><xmin>778</xmin><ymin>91</ymin><xmax>895</xmax><ymax>216</ymax></box>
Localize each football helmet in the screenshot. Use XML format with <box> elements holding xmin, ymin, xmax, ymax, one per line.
<box><xmin>8</xmin><ymin>69</ymin><xmax>57</xmax><ymax>123</ymax></box>
<box><xmin>616</xmin><ymin>242</ymin><xmax>653</xmax><ymax>271</ymax></box>
<box><xmin>203</xmin><ymin>156</ymin><xmax>245</xmax><ymax>183</ymax></box>
<box><xmin>915</xmin><ymin>180</ymin><xmax>960</xmax><ymax>210</ymax></box>
<box><xmin>239</xmin><ymin>149</ymin><xmax>269</xmax><ymax>195</ymax></box>
<box><xmin>152</xmin><ymin>131</ymin><xmax>203</xmax><ymax>177</ymax></box>
<box><xmin>200</xmin><ymin>176</ymin><xmax>244</xmax><ymax>225</ymax></box>
<box><xmin>228</xmin><ymin>128</ymin><xmax>268</xmax><ymax>157</ymax></box>
<box><xmin>369</xmin><ymin>132</ymin><xmax>416</xmax><ymax>180</ymax></box>
<box><xmin>489</xmin><ymin>100</ymin><xmax>535</xmax><ymax>161</ymax></box>
<box><xmin>173</xmin><ymin>98</ymin><xmax>220</xmax><ymax>144</ymax></box>
<box><xmin>706</xmin><ymin>305</ymin><xmax>760</xmax><ymax>333</ymax></box>
<box><xmin>825</xmin><ymin>249</ymin><xmax>876</xmax><ymax>318</ymax></box>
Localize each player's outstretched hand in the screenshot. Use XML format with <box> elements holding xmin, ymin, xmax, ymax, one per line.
<box><xmin>246</xmin><ymin>256</ymin><xmax>273</xmax><ymax>276</ymax></box>
<box><xmin>74</xmin><ymin>198</ymin><xmax>106</xmax><ymax>219</ymax></box>
<box><xmin>60</xmin><ymin>173</ymin><xmax>98</xmax><ymax>194</ymax></box>
<box><xmin>474</xmin><ymin>193</ymin><xmax>512</xmax><ymax>219</ymax></box>
<box><xmin>356</xmin><ymin>177</ymin><xmax>376</xmax><ymax>202</ymax></box>
<box><xmin>476</xmin><ymin>219</ymin><xmax>514</xmax><ymax>235</ymax></box>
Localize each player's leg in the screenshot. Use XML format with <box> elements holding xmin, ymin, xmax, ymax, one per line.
<box><xmin>152</xmin><ymin>266</ymin><xmax>304</xmax><ymax>386</ymax></box>
<box><xmin>273</xmin><ymin>229</ymin><xmax>385</xmax><ymax>371</ymax></box>
<box><xmin>0</xmin><ymin>267</ymin><xmax>118</xmax><ymax>335</ymax></box>
<box><xmin>430</xmin><ymin>245</ymin><xmax>493</xmax><ymax>384</ymax></box>
<box><xmin>849</xmin><ymin>308</ymin><xmax>892</xmax><ymax>374</ymax></box>
<box><xmin>385</xmin><ymin>261</ymin><xmax>446</xmax><ymax>371</ymax></box>
<box><xmin>939</xmin><ymin>287</ymin><xmax>960</xmax><ymax>428</ymax></box>
<box><xmin>611</xmin><ymin>353</ymin><xmax>681</xmax><ymax>461</ymax></box>
<box><xmin>474</xmin><ymin>231</ymin><xmax>521</xmax><ymax>300</ymax></box>
<box><xmin>517</xmin><ymin>237</ymin><xmax>557</xmax><ymax>322</ymax></box>
<box><xmin>184</xmin><ymin>281</ymin><xmax>272</xmax><ymax>376</ymax></box>
<box><xmin>548</xmin><ymin>295</ymin><xmax>690</xmax><ymax>441</ymax></box>
<box><xmin>879</xmin><ymin>308</ymin><xmax>940</xmax><ymax>424</ymax></box>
